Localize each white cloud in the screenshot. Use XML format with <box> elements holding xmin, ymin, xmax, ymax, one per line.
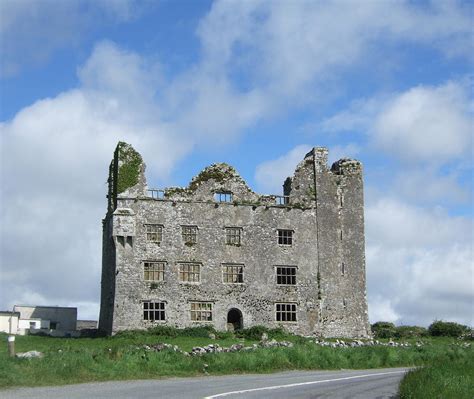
<box><xmin>197</xmin><ymin>0</ymin><xmax>472</xmax><ymax>102</ymax></box>
<box><xmin>369</xmin><ymin>298</ymin><xmax>400</xmax><ymax>323</ymax></box>
<box><xmin>0</xmin><ymin>0</ymin><xmax>144</xmax><ymax>77</ymax></box>
<box><xmin>254</xmin><ymin>145</ymin><xmax>312</xmax><ymax>194</ymax></box>
<box><xmin>393</xmin><ymin>168</ymin><xmax>471</xmax><ymax>205</ymax></box>
<box><xmin>366</xmin><ymin>197</ymin><xmax>473</xmax><ymax>326</ymax></box>
<box><xmin>321</xmin><ymin>81</ymin><xmax>472</xmax><ymax>165</ymax></box>
<box><xmin>327</xmin><ymin>143</ymin><xmax>361</xmax><ymax>165</ymax></box>
<box><xmin>373</xmin><ymin>82</ymin><xmax>472</xmax><ymax>163</ymax></box>
<box><xmin>0</xmin><ymin>41</ymin><xmax>191</xmax><ymax>316</ymax></box>
<box><xmin>255</xmin><ymin>143</ymin><xmax>361</xmax><ymax>194</ymax></box>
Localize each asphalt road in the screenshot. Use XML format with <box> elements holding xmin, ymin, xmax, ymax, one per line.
<box><xmin>0</xmin><ymin>368</ymin><xmax>409</xmax><ymax>399</ymax></box>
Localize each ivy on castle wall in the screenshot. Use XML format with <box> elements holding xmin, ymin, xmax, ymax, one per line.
<box><xmin>116</xmin><ymin>141</ymin><xmax>143</xmax><ymax>194</ymax></box>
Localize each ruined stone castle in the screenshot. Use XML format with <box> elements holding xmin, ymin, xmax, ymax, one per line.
<box><xmin>99</xmin><ymin>142</ymin><xmax>371</xmax><ymax>337</ymax></box>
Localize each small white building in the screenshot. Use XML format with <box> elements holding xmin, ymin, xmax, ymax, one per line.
<box><xmin>12</xmin><ymin>305</ymin><xmax>78</xmax><ymax>336</ymax></box>
<box><xmin>0</xmin><ymin>311</ymin><xmax>20</xmax><ymax>335</ymax></box>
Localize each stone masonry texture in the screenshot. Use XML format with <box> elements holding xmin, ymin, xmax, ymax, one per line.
<box><xmin>99</xmin><ymin>143</ymin><xmax>371</xmax><ymax>337</ymax></box>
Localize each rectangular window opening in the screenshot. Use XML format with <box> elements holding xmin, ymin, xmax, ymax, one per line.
<box><xmin>145</xmin><ymin>224</ymin><xmax>163</xmax><ymax>243</ymax></box>
<box><xmin>179</xmin><ymin>263</ymin><xmax>201</xmax><ymax>283</ymax></box>
<box><xmin>143</xmin><ymin>301</ymin><xmax>166</xmax><ymax>321</ymax></box>
<box><xmin>275</xmin><ymin>303</ymin><xmax>297</xmax><ymax>322</ymax></box>
<box><xmin>222</xmin><ymin>264</ymin><xmax>244</xmax><ymax>283</ymax></box>
<box><xmin>276</xmin><ymin>266</ymin><xmax>297</xmax><ymax>285</ymax></box>
<box><xmin>144</xmin><ymin>261</ymin><xmax>165</xmax><ymax>282</ymax></box>
<box><xmin>190</xmin><ymin>302</ymin><xmax>213</xmax><ymax>322</ymax></box>
<box><xmin>181</xmin><ymin>225</ymin><xmax>198</xmax><ymax>244</ymax></box>
<box><xmin>225</xmin><ymin>227</ymin><xmax>242</xmax><ymax>245</ymax></box>
<box><xmin>214</xmin><ymin>192</ymin><xmax>233</xmax><ymax>203</ymax></box>
<box><xmin>278</xmin><ymin>229</ymin><xmax>293</xmax><ymax>246</ymax></box>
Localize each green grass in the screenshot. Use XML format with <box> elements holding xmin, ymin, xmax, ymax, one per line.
<box><xmin>0</xmin><ymin>331</ymin><xmax>471</xmax><ymax>389</ymax></box>
<box><xmin>399</xmin><ymin>351</ymin><xmax>474</xmax><ymax>399</ymax></box>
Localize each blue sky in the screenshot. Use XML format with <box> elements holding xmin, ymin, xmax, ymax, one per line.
<box><xmin>1</xmin><ymin>0</ymin><xmax>472</xmax><ymax>326</ymax></box>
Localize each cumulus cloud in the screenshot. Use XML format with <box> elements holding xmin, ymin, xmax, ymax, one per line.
<box><xmin>373</xmin><ymin>82</ymin><xmax>472</xmax><ymax>163</ymax></box>
<box><xmin>197</xmin><ymin>0</ymin><xmax>472</xmax><ymax>101</ymax></box>
<box><xmin>321</xmin><ymin>81</ymin><xmax>472</xmax><ymax>165</ymax></box>
<box><xmin>366</xmin><ymin>197</ymin><xmax>473</xmax><ymax>326</ymax></box>
<box><xmin>0</xmin><ymin>42</ymin><xmax>190</xmax><ymax>319</ymax></box>
<box><xmin>255</xmin><ymin>143</ymin><xmax>361</xmax><ymax>194</ymax></box>
<box><xmin>392</xmin><ymin>169</ymin><xmax>471</xmax><ymax>205</ymax></box>
<box><xmin>254</xmin><ymin>145</ymin><xmax>312</xmax><ymax>194</ymax></box>
<box><xmin>0</xmin><ymin>0</ymin><xmax>144</xmax><ymax>77</ymax></box>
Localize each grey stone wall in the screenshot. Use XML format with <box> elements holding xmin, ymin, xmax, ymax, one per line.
<box><xmin>99</xmin><ymin>144</ymin><xmax>371</xmax><ymax>338</ymax></box>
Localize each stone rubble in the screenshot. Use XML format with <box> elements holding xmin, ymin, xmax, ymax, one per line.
<box><xmin>137</xmin><ymin>337</ymin><xmax>471</xmax><ymax>357</ymax></box>
<box><xmin>139</xmin><ymin>339</ymin><xmax>295</xmax><ymax>356</ymax></box>
<box><xmin>16</xmin><ymin>350</ymin><xmax>44</xmax><ymax>359</ymax></box>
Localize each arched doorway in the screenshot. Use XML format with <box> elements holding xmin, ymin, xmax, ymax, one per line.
<box><xmin>227</xmin><ymin>308</ymin><xmax>243</xmax><ymax>331</ymax></box>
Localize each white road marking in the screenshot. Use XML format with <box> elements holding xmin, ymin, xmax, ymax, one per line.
<box><xmin>203</xmin><ymin>370</ymin><xmax>407</xmax><ymax>398</ymax></box>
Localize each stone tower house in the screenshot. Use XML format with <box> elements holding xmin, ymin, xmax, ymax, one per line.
<box><xmin>99</xmin><ymin>142</ymin><xmax>371</xmax><ymax>337</ymax></box>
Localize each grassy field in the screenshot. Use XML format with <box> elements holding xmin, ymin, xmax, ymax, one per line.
<box><xmin>0</xmin><ymin>329</ymin><xmax>472</xmax><ymax>390</ymax></box>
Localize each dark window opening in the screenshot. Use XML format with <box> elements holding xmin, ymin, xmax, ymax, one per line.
<box><xmin>276</xmin><ymin>266</ymin><xmax>297</xmax><ymax>285</ymax></box>
<box><xmin>278</xmin><ymin>229</ymin><xmax>293</xmax><ymax>245</ymax></box>
<box><xmin>276</xmin><ymin>303</ymin><xmax>297</xmax><ymax>322</ymax></box>
<box><xmin>143</xmin><ymin>301</ymin><xmax>165</xmax><ymax>321</ymax></box>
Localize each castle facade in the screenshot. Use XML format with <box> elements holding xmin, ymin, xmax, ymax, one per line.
<box><xmin>99</xmin><ymin>142</ymin><xmax>370</xmax><ymax>337</ymax></box>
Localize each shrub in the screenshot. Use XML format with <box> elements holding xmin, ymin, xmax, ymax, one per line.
<box><xmin>395</xmin><ymin>325</ymin><xmax>428</xmax><ymax>338</ymax></box>
<box><xmin>371</xmin><ymin>322</ymin><xmax>396</xmax><ymax>338</ymax></box>
<box><xmin>235</xmin><ymin>326</ymin><xmax>290</xmax><ymax>340</ymax></box>
<box><xmin>428</xmin><ymin>321</ymin><xmax>469</xmax><ymax>337</ymax></box>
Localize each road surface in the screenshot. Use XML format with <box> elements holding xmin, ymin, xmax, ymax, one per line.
<box><xmin>0</xmin><ymin>368</ymin><xmax>409</xmax><ymax>399</ymax></box>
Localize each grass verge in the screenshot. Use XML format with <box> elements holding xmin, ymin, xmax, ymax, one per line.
<box><xmin>0</xmin><ymin>330</ymin><xmax>471</xmax><ymax>389</ymax></box>
<box><xmin>398</xmin><ymin>352</ymin><xmax>474</xmax><ymax>399</ymax></box>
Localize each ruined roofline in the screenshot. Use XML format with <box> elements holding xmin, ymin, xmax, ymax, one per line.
<box><xmin>108</xmin><ymin>142</ymin><xmax>363</xmax><ymax>208</ymax></box>
<box><xmin>153</xmin><ymin>148</ymin><xmax>362</xmax><ymax>197</ymax></box>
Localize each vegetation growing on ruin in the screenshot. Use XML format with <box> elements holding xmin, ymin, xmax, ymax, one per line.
<box><xmin>164</xmin><ymin>187</ymin><xmax>190</xmax><ymax>198</ymax></box>
<box><xmin>188</xmin><ymin>164</ymin><xmax>238</xmax><ymax>191</ymax></box>
<box><xmin>115</xmin><ymin>142</ymin><xmax>143</xmax><ymax>194</ymax></box>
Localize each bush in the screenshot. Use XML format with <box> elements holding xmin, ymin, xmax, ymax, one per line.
<box><xmin>428</xmin><ymin>321</ymin><xmax>469</xmax><ymax>337</ymax></box>
<box><xmin>371</xmin><ymin>322</ymin><xmax>396</xmax><ymax>338</ymax></box>
<box><xmin>235</xmin><ymin>326</ymin><xmax>290</xmax><ymax>340</ymax></box>
<box><xmin>395</xmin><ymin>325</ymin><xmax>428</xmax><ymax>338</ymax></box>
